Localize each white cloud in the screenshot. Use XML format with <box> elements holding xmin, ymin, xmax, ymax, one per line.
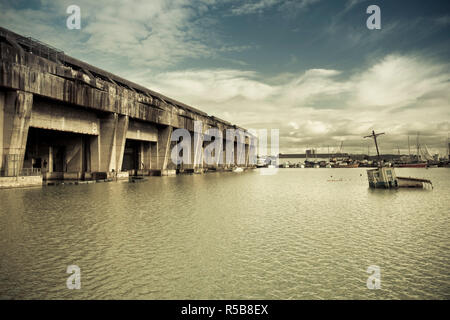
<box><xmin>146</xmin><ymin>54</ymin><xmax>450</xmax><ymax>153</ymax></box>
<box><xmin>148</xmin><ymin>69</ymin><xmax>275</xmax><ymax>103</ymax></box>
<box><xmin>353</xmin><ymin>55</ymin><xmax>450</xmax><ymax>109</ymax></box>
<box><xmin>231</xmin><ymin>0</ymin><xmax>320</xmax><ymax>16</ymax></box>
<box><xmin>0</xmin><ymin>2</ymin><xmax>448</xmax><ymax>154</ymax></box>
<box><xmin>0</xmin><ymin>0</ymin><xmax>246</xmax><ymax>70</ymax></box>
<box><xmin>81</xmin><ymin>0</ymin><xmax>214</xmax><ymax>67</ymax></box>
<box><xmin>231</xmin><ymin>0</ymin><xmax>279</xmax><ymax>15</ymax></box>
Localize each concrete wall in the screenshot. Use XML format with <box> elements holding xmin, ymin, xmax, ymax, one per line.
<box><xmin>0</xmin><ymin>90</ymin><xmax>33</xmax><ymax>175</ymax></box>
<box><xmin>0</xmin><ymin>28</ymin><xmax>256</xmax><ymax>183</ymax></box>
<box><xmin>127</xmin><ymin>120</ymin><xmax>158</xmax><ymax>142</ymax></box>
<box><xmin>30</xmin><ymin>98</ymin><xmax>99</xmax><ymax>135</ymax></box>
<box><xmin>0</xmin><ymin>175</ymin><xmax>42</xmax><ymax>189</ymax></box>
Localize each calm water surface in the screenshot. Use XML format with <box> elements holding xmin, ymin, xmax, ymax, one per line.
<box><xmin>0</xmin><ymin>168</ymin><xmax>449</xmax><ymax>299</ymax></box>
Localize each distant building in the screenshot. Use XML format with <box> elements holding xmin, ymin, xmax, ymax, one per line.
<box><xmin>305</xmin><ymin>149</ymin><xmax>316</xmax><ymax>158</ymax></box>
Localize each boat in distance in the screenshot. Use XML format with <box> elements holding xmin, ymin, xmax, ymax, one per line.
<box><xmin>395</xmin><ymin>162</ymin><xmax>427</xmax><ymax>168</ymax></box>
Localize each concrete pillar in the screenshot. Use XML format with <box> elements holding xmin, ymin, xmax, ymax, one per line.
<box><xmin>214</xmin><ymin>136</ymin><xmax>223</xmax><ymax>169</ymax></box>
<box><xmin>0</xmin><ymin>90</ymin><xmax>33</xmax><ymax>175</ymax></box>
<box><xmin>225</xmin><ymin>138</ymin><xmax>235</xmax><ymax>168</ymax></box>
<box><xmin>183</xmin><ymin>131</ymin><xmax>194</xmax><ymax>171</ymax></box>
<box><xmin>251</xmin><ymin>136</ymin><xmax>258</xmax><ymax>166</ymax></box>
<box><xmin>234</xmin><ymin>141</ymin><xmax>238</xmax><ymax>166</ymax></box>
<box><xmin>89</xmin><ymin>135</ymin><xmax>100</xmax><ymax>172</ymax></box>
<box><xmin>193</xmin><ymin>132</ymin><xmax>204</xmax><ymax>171</ymax></box>
<box><xmin>188</xmin><ymin>130</ymin><xmax>204</xmax><ymax>172</ymax></box>
<box><xmin>84</xmin><ymin>136</ymin><xmax>91</xmax><ymax>173</ymax></box>
<box><xmin>115</xmin><ymin>115</ymin><xmax>129</xmax><ymax>172</ymax></box>
<box><xmin>155</xmin><ymin>125</ymin><xmax>173</xmax><ymax>174</ymax></box>
<box><xmin>48</xmin><ymin>146</ymin><xmax>53</xmax><ymax>173</ymax></box>
<box><xmin>142</xmin><ymin>142</ymin><xmax>151</xmax><ymax>170</ymax></box>
<box><xmin>245</xmin><ymin>143</ymin><xmax>249</xmax><ymax>167</ymax></box>
<box><xmin>94</xmin><ymin>113</ymin><xmax>128</xmax><ymax>174</ymax></box>
<box><xmin>139</xmin><ymin>142</ymin><xmax>144</xmax><ymax>170</ymax></box>
<box><xmin>149</xmin><ymin>142</ymin><xmax>157</xmax><ymax>170</ymax></box>
<box><xmin>0</xmin><ymin>92</ymin><xmax>3</xmax><ymax>171</ymax></box>
<box><xmin>66</xmin><ymin>136</ymin><xmax>83</xmax><ymax>173</ymax></box>
<box><xmin>247</xmin><ymin>135</ymin><xmax>258</xmax><ymax>167</ymax></box>
<box><xmin>203</xmin><ymin>128</ymin><xmax>224</xmax><ymax>170</ymax></box>
<box><xmin>99</xmin><ymin>113</ymin><xmax>117</xmax><ymax>172</ymax></box>
<box><xmin>185</xmin><ymin>121</ymin><xmax>204</xmax><ymax>172</ymax></box>
<box><xmin>237</xmin><ymin>139</ymin><xmax>246</xmax><ymax>166</ymax></box>
<box><xmin>222</xmin><ymin>138</ymin><xmax>228</xmax><ymax>168</ymax></box>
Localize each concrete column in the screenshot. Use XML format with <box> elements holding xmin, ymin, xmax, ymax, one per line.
<box><xmin>234</xmin><ymin>141</ymin><xmax>238</xmax><ymax>166</ymax></box>
<box><xmin>213</xmin><ymin>137</ymin><xmax>223</xmax><ymax>170</ymax></box>
<box><xmin>203</xmin><ymin>134</ymin><xmax>222</xmax><ymax>170</ymax></box>
<box><xmin>245</xmin><ymin>143</ymin><xmax>249</xmax><ymax>167</ymax></box>
<box><xmin>48</xmin><ymin>146</ymin><xmax>53</xmax><ymax>173</ymax></box>
<box><xmin>115</xmin><ymin>115</ymin><xmax>129</xmax><ymax>172</ymax></box>
<box><xmin>99</xmin><ymin>113</ymin><xmax>117</xmax><ymax>172</ymax></box>
<box><xmin>142</xmin><ymin>142</ymin><xmax>151</xmax><ymax>170</ymax></box>
<box><xmin>0</xmin><ymin>92</ymin><xmax>3</xmax><ymax>171</ymax></box>
<box><xmin>193</xmin><ymin>132</ymin><xmax>204</xmax><ymax>171</ymax></box>
<box><xmin>225</xmin><ymin>138</ymin><xmax>235</xmax><ymax>168</ymax></box>
<box><xmin>222</xmin><ymin>138</ymin><xmax>228</xmax><ymax>168</ymax></box>
<box><xmin>191</xmin><ymin>121</ymin><xmax>205</xmax><ymax>172</ymax></box>
<box><xmin>248</xmin><ymin>135</ymin><xmax>258</xmax><ymax>167</ymax></box>
<box><xmin>89</xmin><ymin>135</ymin><xmax>100</xmax><ymax>172</ymax></box>
<box><xmin>94</xmin><ymin>113</ymin><xmax>128</xmax><ymax>174</ymax></box>
<box><xmin>139</xmin><ymin>142</ymin><xmax>144</xmax><ymax>170</ymax></box>
<box><xmin>237</xmin><ymin>139</ymin><xmax>246</xmax><ymax>166</ymax></box>
<box><xmin>150</xmin><ymin>142</ymin><xmax>157</xmax><ymax>170</ymax></box>
<box><xmin>0</xmin><ymin>90</ymin><xmax>33</xmax><ymax>175</ymax></box>
<box><xmin>184</xmin><ymin>132</ymin><xmax>194</xmax><ymax>171</ymax></box>
<box><xmin>156</xmin><ymin>125</ymin><xmax>173</xmax><ymax>174</ymax></box>
<box><xmin>84</xmin><ymin>136</ymin><xmax>91</xmax><ymax>173</ymax></box>
<box><xmin>188</xmin><ymin>131</ymin><xmax>203</xmax><ymax>171</ymax></box>
<box><xmin>66</xmin><ymin>136</ymin><xmax>83</xmax><ymax>173</ymax></box>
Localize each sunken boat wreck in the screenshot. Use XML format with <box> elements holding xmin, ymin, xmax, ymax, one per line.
<box><xmin>364</xmin><ymin>131</ymin><xmax>433</xmax><ymax>189</ymax></box>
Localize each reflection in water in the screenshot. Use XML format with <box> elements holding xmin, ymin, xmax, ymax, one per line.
<box><xmin>0</xmin><ymin>168</ymin><xmax>449</xmax><ymax>299</ymax></box>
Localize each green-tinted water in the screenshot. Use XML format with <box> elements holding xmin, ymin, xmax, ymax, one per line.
<box><xmin>0</xmin><ymin>168</ymin><xmax>449</xmax><ymax>299</ymax></box>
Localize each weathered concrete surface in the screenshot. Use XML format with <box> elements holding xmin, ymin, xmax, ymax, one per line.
<box><xmin>115</xmin><ymin>115</ymin><xmax>129</xmax><ymax>172</ymax></box>
<box><xmin>127</xmin><ymin>120</ymin><xmax>158</xmax><ymax>142</ymax></box>
<box><xmin>0</xmin><ymin>27</ymin><xmax>255</xmax><ymax>185</ymax></box>
<box><xmin>156</xmin><ymin>126</ymin><xmax>174</xmax><ymax>173</ymax></box>
<box><xmin>0</xmin><ymin>90</ymin><xmax>33</xmax><ymax>174</ymax></box>
<box><xmin>0</xmin><ymin>175</ymin><xmax>42</xmax><ymax>189</ymax></box>
<box><xmin>30</xmin><ymin>98</ymin><xmax>99</xmax><ymax>135</ymax></box>
<box><xmin>0</xmin><ymin>36</ymin><xmax>235</xmax><ymax>131</ymax></box>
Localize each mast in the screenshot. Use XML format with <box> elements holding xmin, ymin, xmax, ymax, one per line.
<box><xmin>416</xmin><ymin>132</ymin><xmax>420</xmax><ymax>161</ymax></box>
<box><xmin>447</xmin><ymin>132</ymin><xmax>450</xmax><ymax>160</ymax></box>
<box><xmin>364</xmin><ymin>130</ymin><xmax>385</xmax><ymax>165</ymax></box>
<box><xmin>408</xmin><ymin>135</ymin><xmax>411</xmax><ymax>158</ymax></box>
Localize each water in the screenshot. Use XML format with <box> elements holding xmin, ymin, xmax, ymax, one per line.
<box><xmin>0</xmin><ymin>168</ymin><xmax>449</xmax><ymax>299</ymax></box>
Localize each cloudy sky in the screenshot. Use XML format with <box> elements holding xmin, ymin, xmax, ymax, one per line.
<box><xmin>1</xmin><ymin>0</ymin><xmax>449</xmax><ymax>154</ymax></box>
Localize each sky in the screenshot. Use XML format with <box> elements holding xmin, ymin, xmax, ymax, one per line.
<box><xmin>1</xmin><ymin>0</ymin><xmax>449</xmax><ymax>154</ymax></box>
